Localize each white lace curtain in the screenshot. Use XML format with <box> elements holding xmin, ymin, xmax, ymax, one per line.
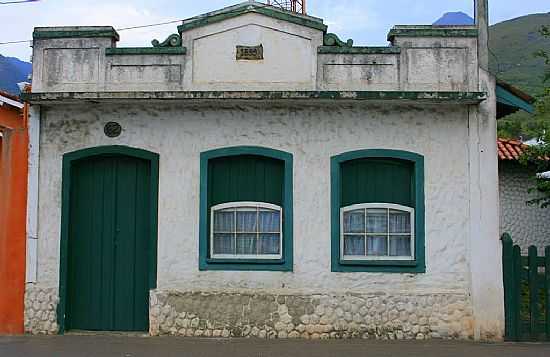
<box><xmin>343</xmin><ymin>208</ymin><xmax>411</xmax><ymax>257</ymax></box>
<box><xmin>213</xmin><ymin>206</ymin><xmax>281</xmax><ymax>256</ymax></box>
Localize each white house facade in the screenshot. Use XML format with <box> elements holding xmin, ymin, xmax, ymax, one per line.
<box><xmin>23</xmin><ymin>1</ymin><xmax>503</xmax><ymax>340</ymax></box>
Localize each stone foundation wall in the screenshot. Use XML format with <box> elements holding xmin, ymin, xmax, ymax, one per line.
<box><xmin>150</xmin><ymin>290</ymin><xmax>474</xmax><ymax>340</ymax></box>
<box><xmin>24</xmin><ymin>284</ymin><xmax>59</xmax><ymax>334</ymax></box>
<box><xmin>23</xmin><ymin>286</ymin><xmax>474</xmax><ymax>339</ymax></box>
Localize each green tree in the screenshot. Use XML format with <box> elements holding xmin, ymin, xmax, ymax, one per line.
<box><xmin>534</xmin><ymin>25</ymin><xmax>550</xmax><ymax>83</ymax></box>
<box><xmin>519</xmin><ymin>26</ymin><xmax>550</xmax><ymax>207</ymax></box>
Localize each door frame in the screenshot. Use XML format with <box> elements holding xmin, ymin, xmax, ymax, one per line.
<box><xmin>58</xmin><ymin>145</ymin><xmax>159</xmax><ymax>334</ymax></box>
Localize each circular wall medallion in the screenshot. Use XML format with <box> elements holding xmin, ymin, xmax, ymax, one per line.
<box><xmin>104</xmin><ymin>122</ymin><xmax>122</xmax><ymax>138</ymax></box>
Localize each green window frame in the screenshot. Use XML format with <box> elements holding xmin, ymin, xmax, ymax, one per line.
<box><xmin>199</xmin><ymin>146</ymin><xmax>293</xmax><ymax>271</ymax></box>
<box><xmin>331</xmin><ymin>149</ymin><xmax>425</xmax><ymax>273</ymax></box>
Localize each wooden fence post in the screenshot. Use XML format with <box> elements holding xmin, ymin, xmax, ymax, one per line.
<box><xmin>512</xmin><ymin>245</ymin><xmax>522</xmax><ymax>340</ymax></box>
<box><xmin>501</xmin><ymin>233</ymin><xmax>515</xmax><ymax>340</ymax></box>
<box><xmin>545</xmin><ymin>246</ymin><xmax>550</xmax><ymax>340</ymax></box>
<box><xmin>529</xmin><ymin>245</ymin><xmax>539</xmax><ymax>340</ymax></box>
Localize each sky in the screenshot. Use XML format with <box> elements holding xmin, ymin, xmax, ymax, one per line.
<box><xmin>0</xmin><ymin>0</ymin><xmax>549</xmax><ymax>60</ymax></box>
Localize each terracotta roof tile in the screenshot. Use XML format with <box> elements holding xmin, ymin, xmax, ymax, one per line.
<box><xmin>497</xmin><ymin>138</ymin><xmax>527</xmax><ymax>161</ymax></box>
<box><xmin>0</xmin><ymin>91</ymin><xmax>21</xmax><ymax>102</ymax></box>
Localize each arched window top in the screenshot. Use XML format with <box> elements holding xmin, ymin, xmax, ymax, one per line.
<box><xmin>201</xmin><ymin>145</ymin><xmax>293</xmax><ymax>162</ymax></box>
<box><xmin>332</xmin><ymin>149</ymin><xmax>424</xmax><ymax>165</ymax></box>
<box><xmin>63</xmin><ymin>145</ymin><xmax>159</xmax><ymax>163</ymax></box>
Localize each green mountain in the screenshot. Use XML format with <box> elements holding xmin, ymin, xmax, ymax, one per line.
<box><xmin>0</xmin><ymin>54</ymin><xmax>31</xmax><ymax>95</ymax></box>
<box><xmin>489</xmin><ymin>12</ymin><xmax>550</xmax><ymax>96</ymax></box>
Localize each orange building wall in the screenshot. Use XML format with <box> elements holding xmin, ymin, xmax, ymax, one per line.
<box><xmin>0</xmin><ymin>100</ymin><xmax>28</xmax><ymax>334</ymax></box>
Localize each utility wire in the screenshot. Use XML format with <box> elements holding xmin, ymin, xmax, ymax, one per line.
<box><xmin>0</xmin><ymin>19</ymin><xmax>183</xmax><ymax>45</ymax></box>
<box><xmin>0</xmin><ymin>39</ymin><xmax>31</xmax><ymax>45</ymax></box>
<box><xmin>0</xmin><ymin>0</ymin><xmax>40</xmax><ymax>5</ymax></box>
<box><xmin>0</xmin><ymin>2</ymin><xmax>278</xmax><ymax>46</ymax></box>
<box><xmin>116</xmin><ymin>19</ymin><xmax>183</xmax><ymax>31</ymax></box>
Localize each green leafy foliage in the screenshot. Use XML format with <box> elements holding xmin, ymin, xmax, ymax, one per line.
<box><xmin>498</xmin><ymin>110</ymin><xmax>547</xmax><ymax>140</ymax></box>
<box><xmin>497</xmin><ymin>23</ymin><xmax>550</xmax><ymax>140</ymax></box>
<box><xmin>519</xmin><ymin>126</ymin><xmax>550</xmax><ymax>208</ymax></box>
<box><xmin>534</xmin><ymin>25</ymin><xmax>550</xmax><ymax>84</ymax></box>
<box><xmin>518</xmin><ymin>26</ymin><xmax>550</xmax><ymax>208</ymax></box>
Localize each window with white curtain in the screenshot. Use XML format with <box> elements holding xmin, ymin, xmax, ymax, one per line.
<box><xmin>211</xmin><ymin>202</ymin><xmax>282</xmax><ymax>259</ymax></box>
<box><xmin>340</xmin><ymin>203</ymin><xmax>414</xmax><ymax>261</ymax></box>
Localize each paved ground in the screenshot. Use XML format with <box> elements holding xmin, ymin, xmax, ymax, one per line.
<box><xmin>1</xmin><ymin>336</ymin><xmax>550</xmax><ymax>357</ymax></box>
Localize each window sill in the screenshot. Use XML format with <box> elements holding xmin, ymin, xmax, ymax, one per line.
<box><xmin>333</xmin><ymin>259</ymin><xmax>425</xmax><ymax>273</ymax></box>
<box><xmin>200</xmin><ymin>258</ymin><xmax>291</xmax><ymax>271</ymax></box>
<box><xmin>206</xmin><ymin>258</ymin><xmax>285</xmax><ymax>265</ymax></box>
<box><xmin>340</xmin><ymin>259</ymin><xmax>417</xmax><ymax>266</ymax></box>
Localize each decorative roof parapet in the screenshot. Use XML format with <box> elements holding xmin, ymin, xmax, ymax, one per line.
<box><xmin>387</xmin><ymin>25</ymin><xmax>478</xmax><ymax>42</ymax></box>
<box><xmin>33</xmin><ymin>26</ymin><xmax>120</xmax><ymax>41</ymax></box>
<box><xmin>323</xmin><ymin>33</ymin><xmax>353</xmax><ymax>47</ymax></box>
<box><xmin>318</xmin><ymin>46</ymin><xmax>400</xmax><ymax>54</ymax></box>
<box><xmin>105</xmin><ymin>47</ymin><xmax>187</xmax><ymax>56</ymax></box>
<box><xmin>152</xmin><ymin>34</ymin><xmax>182</xmax><ymax>47</ymax></box>
<box><xmin>177</xmin><ymin>1</ymin><xmax>327</xmax><ymax>33</ymax></box>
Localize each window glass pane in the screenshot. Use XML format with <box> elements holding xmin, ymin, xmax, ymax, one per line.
<box><xmin>236</xmin><ymin>210</ymin><xmax>257</xmax><ymax>232</ymax></box>
<box><xmin>343</xmin><ymin>209</ymin><xmax>365</xmax><ymax>234</ymax></box>
<box><xmin>389</xmin><ymin>236</ymin><xmax>412</xmax><ymax>256</ymax></box>
<box><xmin>213</xmin><ymin>233</ymin><xmax>235</xmax><ymax>254</ymax></box>
<box><xmin>259</xmin><ymin>210</ymin><xmax>280</xmax><ymax>233</ymax></box>
<box><xmin>259</xmin><ymin>233</ymin><xmax>280</xmax><ymax>254</ymax></box>
<box><xmin>389</xmin><ymin>210</ymin><xmax>411</xmax><ymax>233</ymax></box>
<box><xmin>366</xmin><ymin>209</ymin><xmax>388</xmax><ymax>233</ymax></box>
<box><xmin>213</xmin><ymin>210</ymin><xmax>234</xmax><ymax>232</ymax></box>
<box><xmin>343</xmin><ymin>235</ymin><xmax>365</xmax><ymax>256</ymax></box>
<box><xmin>236</xmin><ymin>234</ymin><xmax>257</xmax><ymax>255</ymax></box>
<box><xmin>367</xmin><ymin>236</ymin><xmax>388</xmax><ymax>256</ymax></box>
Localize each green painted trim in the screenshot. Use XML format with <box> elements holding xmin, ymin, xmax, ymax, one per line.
<box><xmin>22</xmin><ymin>91</ymin><xmax>487</xmax><ymax>104</ymax></box>
<box><xmin>33</xmin><ymin>28</ymin><xmax>120</xmax><ymax>41</ymax></box>
<box><xmin>58</xmin><ymin>145</ymin><xmax>159</xmax><ymax>334</ymax></box>
<box><xmin>178</xmin><ymin>5</ymin><xmax>327</xmax><ymax>33</ymax></box>
<box><xmin>323</xmin><ymin>33</ymin><xmax>353</xmax><ymax>47</ymax></box>
<box><xmin>151</xmin><ymin>33</ymin><xmax>182</xmax><ymax>48</ymax></box>
<box><xmin>199</xmin><ymin>146</ymin><xmax>293</xmax><ymax>272</ymax></box>
<box><xmin>318</xmin><ymin>46</ymin><xmax>401</xmax><ymax>54</ymax></box>
<box><xmin>387</xmin><ymin>27</ymin><xmax>478</xmax><ymax>42</ymax></box>
<box><xmin>496</xmin><ymin>85</ymin><xmax>534</xmax><ymax>114</ymax></box>
<box><xmin>330</xmin><ymin>149</ymin><xmax>425</xmax><ymax>273</ymax></box>
<box><xmin>105</xmin><ymin>47</ymin><xmax>187</xmax><ymax>56</ymax></box>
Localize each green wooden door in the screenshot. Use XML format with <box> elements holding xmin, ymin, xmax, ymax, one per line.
<box><xmin>65</xmin><ymin>154</ymin><xmax>151</xmax><ymax>331</ymax></box>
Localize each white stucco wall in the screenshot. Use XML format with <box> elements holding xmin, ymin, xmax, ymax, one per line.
<box><xmin>499</xmin><ymin>162</ymin><xmax>550</xmax><ymax>251</ymax></box>
<box><xmin>467</xmin><ymin>69</ymin><xmax>503</xmax><ymax>340</ymax></box>
<box><xmin>35</xmin><ymin>102</ymin><xmax>472</xmax><ymax>295</ymax></box>
<box><xmin>392</xmin><ymin>36</ymin><xmax>479</xmax><ymax>92</ymax></box>
<box><xmin>183</xmin><ymin>13</ymin><xmax>323</xmax><ymax>90</ymax></box>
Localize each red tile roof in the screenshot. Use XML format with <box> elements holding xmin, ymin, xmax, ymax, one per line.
<box><xmin>0</xmin><ymin>91</ymin><xmax>21</xmax><ymax>102</ymax></box>
<box><xmin>498</xmin><ymin>138</ymin><xmax>526</xmax><ymax>161</ymax></box>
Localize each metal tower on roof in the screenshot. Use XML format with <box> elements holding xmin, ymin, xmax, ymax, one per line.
<box><xmin>266</xmin><ymin>0</ymin><xmax>306</xmax><ymax>15</ymax></box>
